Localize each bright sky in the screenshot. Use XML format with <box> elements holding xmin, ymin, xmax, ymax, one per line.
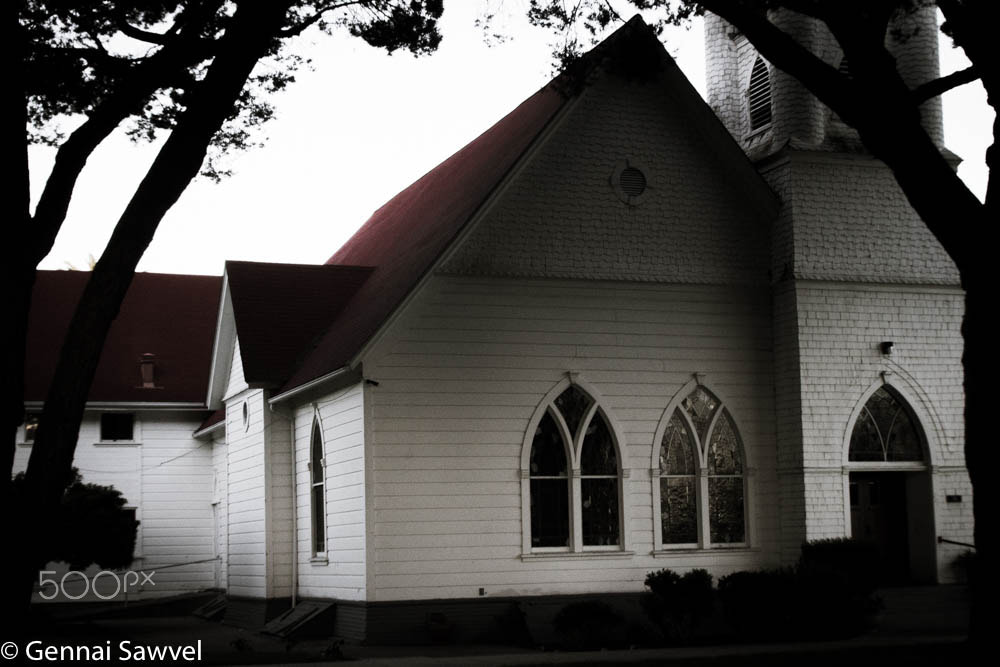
<box><xmin>30</xmin><ymin>5</ymin><xmax>992</xmax><ymax>276</ymax></box>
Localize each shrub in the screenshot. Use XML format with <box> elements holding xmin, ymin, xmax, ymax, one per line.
<box><xmin>552</xmin><ymin>600</ymin><xmax>624</xmax><ymax>650</ymax></box>
<box><xmin>717</xmin><ymin>568</ymin><xmax>798</xmax><ymax>641</ymax></box>
<box><xmin>642</xmin><ymin>568</ymin><xmax>715</xmax><ymax>643</ymax></box>
<box><xmin>13</xmin><ymin>468</ymin><xmax>138</xmax><ymax>571</ymax></box>
<box><xmin>798</xmin><ymin>538</ymin><xmax>880</xmax><ymax>596</ymax></box>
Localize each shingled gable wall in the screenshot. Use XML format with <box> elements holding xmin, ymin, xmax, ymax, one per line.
<box><xmin>349</xmin><ymin>54</ymin><xmax>780</xmax><ymax>609</ymax></box>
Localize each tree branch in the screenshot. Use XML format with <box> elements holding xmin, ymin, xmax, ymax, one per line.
<box><xmin>698</xmin><ymin>0</ymin><xmax>859</xmax><ymax>120</ymax></box>
<box><xmin>911</xmin><ymin>65</ymin><xmax>979</xmax><ymax>104</ymax></box>
<box><xmin>26</xmin><ymin>0</ymin><xmax>296</xmax><ymax>529</ymax></box>
<box><xmin>278</xmin><ymin>1</ymin><xmax>369</xmax><ymax>37</ymax></box>
<box><xmin>28</xmin><ymin>30</ymin><xmax>218</xmax><ymax>266</ymax></box>
<box><xmin>116</xmin><ymin>21</ymin><xmax>172</xmax><ymax>45</ymax></box>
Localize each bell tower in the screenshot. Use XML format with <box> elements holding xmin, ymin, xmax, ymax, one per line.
<box><xmin>704</xmin><ymin>7</ymin><xmax>944</xmax><ymax>157</ymax></box>
<box><xmin>703</xmin><ymin>7</ymin><xmax>965</xmax><ymax>578</ymax></box>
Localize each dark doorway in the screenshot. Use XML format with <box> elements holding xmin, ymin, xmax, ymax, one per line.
<box><xmin>849</xmin><ymin>472</ymin><xmax>911</xmax><ymax>584</ymax></box>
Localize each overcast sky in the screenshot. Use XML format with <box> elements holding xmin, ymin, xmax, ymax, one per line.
<box><xmin>30</xmin><ymin>6</ymin><xmax>992</xmax><ymax>276</ymax></box>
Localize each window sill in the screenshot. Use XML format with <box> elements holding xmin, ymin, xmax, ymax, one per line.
<box><xmin>521</xmin><ymin>551</ymin><xmax>634</xmax><ymax>562</ymax></box>
<box><xmin>310</xmin><ymin>556</ymin><xmax>329</xmax><ymax>566</ymax></box>
<box><xmin>94</xmin><ymin>441</ymin><xmax>142</xmax><ymax>447</ymax></box>
<box><xmin>652</xmin><ymin>546</ymin><xmax>758</xmax><ymax>557</ymax></box>
<box><xmin>16</xmin><ymin>442</ymin><xmax>32</xmax><ymax>447</ymax></box>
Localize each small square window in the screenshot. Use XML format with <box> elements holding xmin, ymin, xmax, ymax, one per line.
<box><xmin>101</xmin><ymin>413</ymin><xmax>135</xmax><ymax>441</ymax></box>
<box><xmin>23</xmin><ymin>414</ymin><xmax>39</xmax><ymax>443</ymax></box>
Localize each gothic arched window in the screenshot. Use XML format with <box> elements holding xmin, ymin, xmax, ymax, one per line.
<box><xmin>849</xmin><ymin>387</ymin><xmax>924</xmax><ymax>462</ymax></box>
<box><xmin>524</xmin><ymin>382</ymin><xmax>625</xmax><ymax>552</ymax></box>
<box><xmin>310</xmin><ymin>419</ymin><xmax>326</xmax><ymax>555</ymax></box>
<box><xmin>655</xmin><ymin>385</ymin><xmax>747</xmax><ymax>548</ymax></box>
<box><xmin>748</xmin><ymin>55</ymin><xmax>773</xmax><ymax>130</ymax></box>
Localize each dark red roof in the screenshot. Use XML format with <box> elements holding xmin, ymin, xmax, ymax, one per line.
<box><xmin>279</xmin><ymin>71</ymin><xmax>569</xmax><ymax>391</ymax></box>
<box><xmin>25</xmin><ymin>271</ymin><xmax>222</xmax><ymax>403</ymax></box>
<box><xmin>226</xmin><ymin>261</ymin><xmax>373</xmax><ymax>386</ymax></box>
<box><xmin>196</xmin><ymin>408</ymin><xmax>225</xmax><ymax>433</ymax></box>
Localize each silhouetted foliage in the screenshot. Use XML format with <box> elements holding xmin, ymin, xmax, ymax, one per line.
<box><xmin>642</xmin><ymin>568</ymin><xmax>715</xmax><ymax>643</ymax></box>
<box><xmin>552</xmin><ymin>599</ymin><xmax>625</xmax><ymax>650</ymax></box>
<box><xmin>13</xmin><ymin>469</ymin><xmax>137</xmax><ymax>571</ymax></box>
<box><xmin>718</xmin><ymin>539</ymin><xmax>883</xmax><ymax>641</ymax></box>
<box><xmin>6</xmin><ymin>0</ymin><xmax>445</xmax><ymax>622</ymax></box>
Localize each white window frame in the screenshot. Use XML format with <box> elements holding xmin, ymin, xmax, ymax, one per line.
<box><xmin>651</xmin><ymin>378</ymin><xmax>753</xmax><ymax>554</ymax></box>
<box><xmin>308</xmin><ymin>413</ymin><xmax>328</xmax><ymax>562</ymax></box>
<box><xmin>96</xmin><ymin>411</ymin><xmax>141</xmax><ymax>445</ymax></box>
<box><xmin>520</xmin><ymin>375</ymin><xmax>633</xmax><ymax>559</ymax></box>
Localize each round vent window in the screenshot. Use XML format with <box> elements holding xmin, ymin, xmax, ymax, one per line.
<box><xmin>610</xmin><ymin>159</ymin><xmax>650</xmax><ymax>205</ymax></box>
<box><xmin>619</xmin><ymin>167</ymin><xmax>646</xmax><ymax>197</ymax></box>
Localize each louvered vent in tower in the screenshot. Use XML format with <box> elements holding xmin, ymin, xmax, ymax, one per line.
<box><xmin>748</xmin><ymin>56</ymin><xmax>772</xmax><ymax>130</ymax></box>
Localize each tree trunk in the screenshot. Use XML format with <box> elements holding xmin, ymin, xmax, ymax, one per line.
<box><xmin>9</xmin><ymin>0</ymin><xmax>294</xmax><ymax>619</ymax></box>
<box><xmin>963</xmin><ymin>272</ymin><xmax>990</xmax><ymax>642</ymax></box>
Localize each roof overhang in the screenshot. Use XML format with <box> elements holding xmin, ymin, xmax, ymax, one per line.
<box><xmin>205</xmin><ymin>272</ymin><xmax>236</xmax><ymax>410</ymax></box>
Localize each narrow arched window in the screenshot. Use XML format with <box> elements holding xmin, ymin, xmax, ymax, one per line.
<box><xmin>655</xmin><ymin>385</ymin><xmax>747</xmax><ymax>549</ymax></box>
<box><xmin>524</xmin><ymin>382</ymin><xmax>625</xmax><ymax>552</ymax></box>
<box><xmin>659</xmin><ymin>412</ymin><xmax>698</xmax><ymax>545</ymax></box>
<box><xmin>580</xmin><ymin>412</ymin><xmax>620</xmax><ymax>546</ymax></box>
<box><xmin>529</xmin><ymin>412</ymin><xmax>570</xmax><ymax>547</ymax></box>
<box><xmin>849</xmin><ymin>387</ymin><xmax>923</xmax><ymax>462</ymax></box>
<box><xmin>310</xmin><ymin>420</ymin><xmax>326</xmax><ymax>555</ymax></box>
<box><xmin>748</xmin><ymin>56</ymin><xmax>773</xmax><ymax>130</ymax></box>
<box><xmin>707</xmin><ymin>410</ymin><xmax>745</xmax><ymax>543</ymax></box>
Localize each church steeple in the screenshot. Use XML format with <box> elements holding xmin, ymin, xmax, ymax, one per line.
<box><xmin>704</xmin><ymin>7</ymin><xmax>943</xmax><ymax>156</ymax></box>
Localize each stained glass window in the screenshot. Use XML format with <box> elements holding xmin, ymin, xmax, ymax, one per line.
<box><xmin>682</xmin><ymin>387</ymin><xmax>719</xmax><ymax>443</ymax></box>
<box><xmin>657</xmin><ymin>388</ymin><xmax>746</xmax><ymax>547</ymax></box>
<box><xmin>660</xmin><ymin>411</ymin><xmax>697</xmax><ymax>544</ymax></box>
<box><xmin>849</xmin><ymin>387</ymin><xmax>923</xmax><ymax>462</ymax></box>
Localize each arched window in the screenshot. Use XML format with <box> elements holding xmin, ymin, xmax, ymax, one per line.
<box><xmin>310</xmin><ymin>420</ymin><xmax>326</xmax><ymax>556</ymax></box>
<box><xmin>524</xmin><ymin>382</ymin><xmax>626</xmax><ymax>553</ymax></box>
<box><xmin>655</xmin><ymin>385</ymin><xmax>747</xmax><ymax>548</ymax></box>
<box><xmin>748</xmin><ymin>55</ymin><xmax>773</xmax><ymax>130</ymax></box>
<box><xmin>849</xmin><ymin>386</ymin><xmax>923</xmax><ymax>462</ymax></box>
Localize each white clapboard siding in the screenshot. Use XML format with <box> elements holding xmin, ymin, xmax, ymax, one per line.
<box><xmin>16</xmin><ymin>411</ymin><xmax>217</xmax><ymax>601</ymax></box>
<box><xmin>224</xmin><ymin>387</ymin><xmax>269</xmax><ymax>597</ymax></box>
<box><xmin>292</xmin><ymin>383</ymin><xmax>367</xmax><ymax>601</ymax></box>
<box><xmin>137</xmin><ymin>411</ymin><xmax>216</xmax><ymax>594</ymax></box>
<box><xmin>212</xmin><ymin>430</ymin><xmax>228</xmax><ymax>589</ymax></box>
<box><xmin>364</xmin><ymin>276</ymin><xmax>779</xmax><ymax>601</ymax></box>
<box><xmin>226</xmin><ymin>338</ymin><xmax>249</xmax><ymax>398</ymax></box>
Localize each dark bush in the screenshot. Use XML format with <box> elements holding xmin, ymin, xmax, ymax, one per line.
<box><xmin>717</xmin><ymin>568</ymin><xmax>798</xmax><ymax>641</ymax></box>
<box><xmin>13</xmin><ymin>468</ymin><xmax>138</xmax><ymax>571</ymax></box>
<box><xmin>552</xmin><ymin>600</ymin><xmax>624</xmax><ymax>650</ymax></box>
<box><xmin>642</xmin><ymin>568</ymin><xmax>715</xmax><ymax>643</ymax></box>
<box><xmin>798</xmin><ymin>538</ymin><xmax>880</xmax><ymax>596</ymax></box>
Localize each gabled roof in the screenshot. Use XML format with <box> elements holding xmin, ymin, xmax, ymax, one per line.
<box><xmin>225</xmin><ymin>261</ymin><xmax>374</xmax><ymax>387</ymax></box>
<box><xmin>25</xmin><ymin>271</ymin><xmax>221</xmax><ymax>404</ymax></box>
<box><xmin>274</xmin><ymin>15</ymin><xmax>776</xmax><ymax>397</ymax></box>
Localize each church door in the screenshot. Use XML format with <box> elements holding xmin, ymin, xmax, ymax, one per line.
<box><xmin>849</xmin><ymin>472</ymin><xmax>911</xmax><ymax>584</ymax></box>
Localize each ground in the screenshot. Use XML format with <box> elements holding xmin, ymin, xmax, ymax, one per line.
<box><xmin>10</xmin><ymin>586</ymin><xmax>968</xmax><ymax>665</ymax></box>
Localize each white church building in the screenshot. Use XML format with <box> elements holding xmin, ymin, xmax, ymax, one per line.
<box><xmin>19</xmin><ymin>11</ymin><xmax>972</xmax><ymax>642</ymax></box>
